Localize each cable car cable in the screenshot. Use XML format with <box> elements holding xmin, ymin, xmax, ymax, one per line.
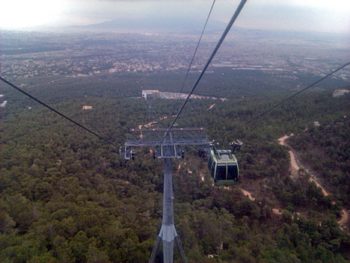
<box><xmin>246</xmin><ymin>61</ymin><xmax>350</xmax><ymax>125</ymax></box>
<box><xmin>0</xmin><ymin>76</ymin><xmax>118</xmax><ymax>148</ymax></box>
<box><xmin>164</xmin><ymin>0</ymin><xmax>248</xmax><ymax>140</ymax></box>
<box><xmin>178</xmin><ymin>0</ymin><xmax>217</xmax><ymax>94</ymax></box>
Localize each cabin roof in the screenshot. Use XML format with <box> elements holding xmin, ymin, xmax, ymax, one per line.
<box><xmin>211</xmin><ymin>149</ymin><xmax>238</xmax><ymax>164</ymax></box>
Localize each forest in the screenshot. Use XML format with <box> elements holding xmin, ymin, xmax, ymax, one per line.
<box><xmin>0</xmin><ymin>70</ymin><xmax>349</xmax><ymax>262</ymax></box>
<box><xmin>289</xmin><ymin>116</ymin><xmax>350</xmax><ymax>207</ymax></box>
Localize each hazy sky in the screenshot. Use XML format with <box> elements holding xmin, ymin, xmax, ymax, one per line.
<box><xmin>0</xmin><ymin>0</ymin><xmax>349</xmax><ymax>34</ymax></box>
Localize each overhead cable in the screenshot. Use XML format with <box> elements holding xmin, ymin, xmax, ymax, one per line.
<box><xmin>0</xmin><ymin>76</ymin><xmax>118</xmax><ymax>148</ymax></box>
<box><xmin>247</xmin><ymin>61</ymin><xmax>350</xmax><ymax>125</ymax></box>
<box><xmin>164</xmin><ymin>0</ymin><xmax>248</xmax><ymax>139</ymax></box>
<box><xmin>179</xmin><ymin>0</ymin><xmax>217</xmax><ymax>94</ymax></box>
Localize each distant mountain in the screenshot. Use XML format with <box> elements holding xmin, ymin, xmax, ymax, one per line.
<box><xmin>74</xmin><ymin>17</ymin><xmax>226</xmax><ymax>33</ymax></box>
<box><xmin>71</xmin><ymin>19</ymin><xmax>349</xmax><ymax>47</ymax></box>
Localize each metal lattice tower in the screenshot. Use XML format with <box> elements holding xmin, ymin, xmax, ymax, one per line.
<box><xmin>122</xmin><ymin>128</ymin><xmax>210</xmax><ymax>263</ymax></box>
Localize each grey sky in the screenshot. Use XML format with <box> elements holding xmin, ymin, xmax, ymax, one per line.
<box><xmin>0</xmin><ymin>0</ymin><xmax>349</xmax><ymax>34</ymax></box>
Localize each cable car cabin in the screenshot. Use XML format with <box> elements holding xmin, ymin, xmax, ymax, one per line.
<box><xmin>208</xmin><ymin>149</ymin><xmax>239</xmax><ymax>185</ymax></box>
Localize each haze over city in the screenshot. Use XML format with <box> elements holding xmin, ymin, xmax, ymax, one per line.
<box><xmin>0</xmin><ymin>0</ymin><xmax>350</xmax><ymax>34</ymax></box>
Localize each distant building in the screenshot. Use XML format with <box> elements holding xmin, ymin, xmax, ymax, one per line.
<box><xmin>159</xmin><ymin>92</ymin><xmax>187</xmax><ymax>100</ymax></box>
<box><xmin>142</xmin><ymin>90</ymin><xmax>160</xmax><ymax>100</ymax></box>
<box><xmin>82</xmin><ymin>105</ymin><xmax>93</xmax><ymax>110</ymax></box>
<box><xmin>333</xmin><ymin>89</ymin><xmax>350</xmax><ymax>98</ymax></box>
<box><xmin>141</xmin><ymin>89</ymin><xmax>227</xmax><ymax>101</ymax></box>
<box><xmin>0</xmin><ymin>100</ymin><xmax>8</xmax><ymax>108</ymax></box>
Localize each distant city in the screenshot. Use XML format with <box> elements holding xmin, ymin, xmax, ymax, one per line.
<box><xmin>1</xmin><ymin>30</ymin><xmax>349</xmax><ymax>83</ymax></box>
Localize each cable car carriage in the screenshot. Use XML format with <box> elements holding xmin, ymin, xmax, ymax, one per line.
<box><xmin>208</xmin><ymin>140</ymin><xmax>242</xmax><ymax>185</ymax></box>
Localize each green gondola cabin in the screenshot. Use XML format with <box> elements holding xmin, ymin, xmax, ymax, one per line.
<box><xmin>208</xmin><ymin>148</ymin><xmax>239</xmax><ymax>185</ymax></box>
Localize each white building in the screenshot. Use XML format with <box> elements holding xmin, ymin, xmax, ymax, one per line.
<box><xmin>333</xmin><ymin>89</ymin><xmax>350</xmax><ymax>98</ymax></box>
<box><xmin>142</xmin><ymin>90</ymin><xmax>160</xmax><ymax>100</ymax></box>
<box><xmin>0</xmin><ymin>100</ymin><xmax>8</xmax><ymax>108</ymax></box>
<box><xmin>82</xmin><ymin>105</ymin><xmax>93</xmax><ymax>110</ymax></box>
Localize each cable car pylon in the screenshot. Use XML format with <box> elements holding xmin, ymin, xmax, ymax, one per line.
<box><xmin>149</xmin><ymin>158</ymin><xmax>184</xmax><ymax>263</ymax></box>
<box><xmin>122</xmin><ymin>128</ymin><xmax>211</xmax><ymax>262</ymax></box>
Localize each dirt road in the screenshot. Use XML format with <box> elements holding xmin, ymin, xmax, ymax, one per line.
<box><xmin>278</xmin><ymin>135</ymin><xmax>299</xmax><ymax>178</ymax></box>
<box><xmin>278</xmin><ymin>135</ymin><xmax>330</xmax><ymax>196</ymax></box>
<box><xmin>339</xmin><ymin>209</ymin><xmax>349</xmax><ymax>228</ymax></box>
<box><xmin>240</xmin><ymin>188</ymin><xmax>256</xmax><ymax>201</ymax></box>
<box><xmin>278</xmin><ymin>134</ymin><xmax>349</xmax><ymax>230</ymax></box>
<box><xmin>208</xmin><ymin>103</ymin><xmax>216</xmax><ymax>111</ymax></box>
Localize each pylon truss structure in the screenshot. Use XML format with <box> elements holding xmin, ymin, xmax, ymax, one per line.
<box><xmin>121</xmin><ymin>128</ymin><xmax>211</xmax><ymax>263</ymax></box>
<box><xmin>122</xmin><ymin>128</ymin><xmax>210</xmax><ymax>159</ymax></box>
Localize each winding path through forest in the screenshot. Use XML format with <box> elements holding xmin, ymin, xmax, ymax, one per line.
<box><xmin>278</xmin><ymin>134</ymin><xmax>349</xmax><ymax>231</ymax></box>
<box><xmin>135</xmin><ymin>115</ymin><xmax>349</xmax><ymax>231</ymax></box>
<box><xmin>278</xmin><ymin>135</ymin><xmax>300</xmax><ymax>179</ymax></box>
<box><xmin>240</xmin><ymin>188</ymin><xmax>255</xmax><ymax>201</ymax></box>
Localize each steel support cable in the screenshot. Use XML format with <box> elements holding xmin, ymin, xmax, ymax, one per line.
<box><xmin>163</xmin><ymin>0</ymin><xmax>248</xmax><ymax>140</ymax></box>
<box><xmin>178</xmin><ymin>0</ymin><xmax>217</xmax><ymax>95</ymax></box>
<box><xmin>246</xmin><ymin>61</ymin><xmax>350</xmax><ymax>125</ymax></box>
<box><xmin>0</xmin><ymin>76</ymin><xmax>118</xmax><ymax>148</ymax></box>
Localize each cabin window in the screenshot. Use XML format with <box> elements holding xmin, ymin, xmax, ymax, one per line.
<box><xmin>227</xmin><ymin>165</ymin><xmax>238</xmax><ymax>180</ymax></box>
<box><xmin>211</xmin><ymin>163</ymin><xmax>215</xmax><ymax>177</ymax></box>
<box><xmin>216</xmin><ymin>165</ymin><xmax>226</xmax><ymax>180</ymax></box>
<box><xmin>208</xmin><ymin>158</ymin><xmax>213</xmax><ymax>170</ymax></box>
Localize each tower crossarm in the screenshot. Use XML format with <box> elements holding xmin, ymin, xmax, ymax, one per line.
<box><xmin>123</xmin><ymin>128</ymin><xmax>210</xmax><ymax>159</ymax></box>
